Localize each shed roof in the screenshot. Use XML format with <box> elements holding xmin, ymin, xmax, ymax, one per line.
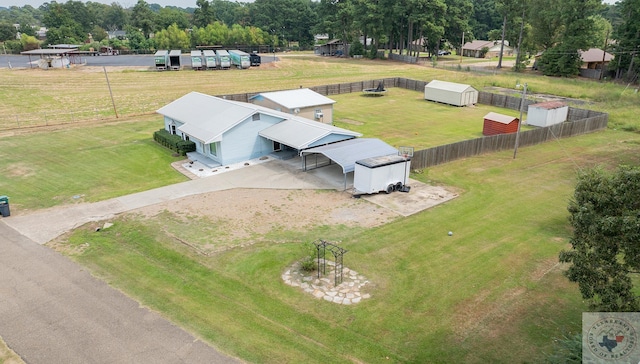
<box><xmin>301</xmin><ymin>138</ymin><xmax>398</xmax><ymax>173</ymax></box>
<box><xmin>484</xmin><ymin>112</ymin><xmax>518</xmax><ymax>124</ymax></box>
<box><xmin>190</xmin><ymin>50</ymin><xmax>202</xmax><ymax>56</ymax></box>
<box><xmin>425</xmin><ymin>80</ymin><xmax>476</xmax><ymax>93</ymax></box>
<box><xmin>250</xmin><ymin>88</ymin><xmax>336</xmax><ymax>109</ymax></box>
<box><xmin>169</xmin><ymin>50</ymin><xmax>182</xmax><ymax>56</ymax></box>
<box><xmin>154</xmin><ymin>50</ymin><xmax>168</xmax><ymax>56</ymax></box>
<box><xmin>529</xmin><ymin>101</ymin><xmax>567</xmax><ymax>110</ymax></box>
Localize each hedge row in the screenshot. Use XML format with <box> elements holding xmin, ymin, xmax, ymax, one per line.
<box><xmin>153</xmin><ymin>128</ymin><xmax>196</xmax><ymax>155</ymax></box>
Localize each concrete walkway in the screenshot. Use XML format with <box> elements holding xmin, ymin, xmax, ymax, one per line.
<box><xmin>4</xmin><ymin>158</ymin><xmax>339</xmax><ymax>244</ymax></box>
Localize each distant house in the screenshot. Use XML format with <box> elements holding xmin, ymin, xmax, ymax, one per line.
<box><xmin>424</xmin><ymin>80</ymin><xmax>478</xmax><ymax>107</ymax></box>
<box><xmin>483</xmin><ymin>112</ymin><xmax>519</xmax><ymax>136</ymax></box>
<box><xmin>157</xmin><ymin>92</ymin><xmax>361</xmax><ymax>166</ymax></box>
<box><xmin>314</xmin><ymin>39</ymin><xmax>344</xmax><ymax>56</ymax></box>
<box><xmin>527</xmin><ymin>101</ymin><xmax>568</xmax><ymax>127</ymax></box>
<box><xmin>249</xmin><ymin>88</ymin><xmax>336</xmax><ymax>124</ymax></box>
<box><xmin>462</xmin><ymin>40</ymin><xmax>513</xmax><ymax>58</ymax></box>
<box><xmin>579</xmin><ymin>48</ymin><xmax>613</xmax><ymax>79</ymax></box>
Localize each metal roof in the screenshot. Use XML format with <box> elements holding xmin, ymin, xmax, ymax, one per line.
<box><xmin>21</xmin><ymin>49</ymin><xmax>76</xmax><ymax>55</ymax></box>
<box><xmin>154</xmin><ymin>50</ymin><xmax>168</xmax><ymax>56</ymax></box>
<box><xmin>169</xmin><ymin>50</ymin><xmax>182</xmax><ymax>56</ymax></box>
<box><xmin>190</xmin><ymin>50</ymin><xmax>202</xmax><ymax>56</ymax></box>
<box><xmin>484</xmin><ymin>112</ymin><xmax>518</xmax><ymax>124</ymax></box>
<box><xmin>301</xmin><ymin>138</ymin><xmax>398</xmax><ymax>173</ymax></box>
<box><xmin>425</xmin><ymin>80</ymin><xmax>476</xmax><ymax>93</ymax></box>
<box><xmin>259</xmin><ymin>118</ymin><xmax>360</xmax><ymax>150</ymax></box>
<box><xmin>580</xmin><ymin>48</ymin><xmax>613</xmax><ymax>63</ymax></box>
<box><xmin>250</xmin><ymin>88</ymin><xmax>336</xmax><ymax>109</ymax></box>
<box><xmin>156</xmin><ymin>92</ymin><xmax>256</xmax><ymax>143</ymax></box>
<box><xmin>157</xmin><ymin>92</ymin><xmax>359</xmax><ymax>146</ymax></box>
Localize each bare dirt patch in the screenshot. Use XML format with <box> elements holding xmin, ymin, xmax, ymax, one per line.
<box><xmin>130</xmin><ymin>188</ymin><xmax>399</xmax><ymax>254</ymax></box>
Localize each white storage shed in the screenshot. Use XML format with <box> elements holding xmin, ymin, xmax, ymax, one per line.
<box><xmin>527</xmin><ymin>101</ymin><xmax>568</xmax><ymax>127</ymax></box>
<box><xmin>424</xmin><ymin>80</ymin><xmax>478</xmax><ymax>107</ymax></box>
<box><xmin>354</xmin><ymin>154</ymin><xmax>411</xmax><ymax>195</ymax></box>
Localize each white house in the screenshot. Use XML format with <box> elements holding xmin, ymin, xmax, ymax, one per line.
<box><xmin>527</xmin><ymin>101</ymin><xmax>568</xmax><ymax>127</ymax></box>
<box><xmin>157</xmin><ymin>92</ymin><xmax>361</xmax><ymax>166</ymax></box>
<box><xmin>424</xmin><ymin>80</ymin><xmax>478</xmax><ymax>107</ymax></box>
<box><xmin>249</xmin><ymin>88</ymin><xmax>336</xmax><ymax>124</ymax></box>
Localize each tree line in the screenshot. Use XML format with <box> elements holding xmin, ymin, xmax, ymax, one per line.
<box><xmin>0</xmin><ymin>0</ymin><xmax>638</xmax><ymax>80</ymax></box>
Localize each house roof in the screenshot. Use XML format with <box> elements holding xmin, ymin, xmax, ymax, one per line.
<box><xmin>425</xmin><ymin>80</ymin><xmax>476</xmax><ymax>93</ymax></box>
<box><xmin>529</xmin><ymin>101</ymin><xmax>567</xmax><ymax>110</ymax></box>
<box><xmin>259</xmin><ymin>117</ymin><xmax>360</xmax><ymax>150</ymax></box>
<box><xmin>158</xmin><ymin>92</ymin><xmax>359</xmax><ymax>146</ymax></box>
<box><xmin>484</xmin><ymin>112</ymin><xmax>518</xmax><ymax>124</ymax></box>
<box><xmin>463</xmin><ymin>40</ymin><xmax>509</xmax><ymax>50</ymax></box>
<box><xmin>249</xmin><ymin>88</ymin><xmax>336</xmax><ymax>109</ymax></box>
<box><xmin>580</xmin><ymin>48</ymin><xmax>613</xmax><ymax>63</ymax></box>
<box><xmin>157</xmin><ymin>92</ymin><xmax>257</xmax><ymax>143</ymax></box>
<box><xmin>300</xmin><ymin>138</ymin><xmax>398</xmax><ymax>174</ymax></box>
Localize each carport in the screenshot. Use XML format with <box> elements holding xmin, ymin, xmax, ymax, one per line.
<box><xmin>300</xmin><ymin>138</ymin><xmax>398</xmax><ymax>189</ymax></box>
<box><xmin>258</xmin><ymin>117</ymin><xmax>361</xmax><ymax>158</ymax></box>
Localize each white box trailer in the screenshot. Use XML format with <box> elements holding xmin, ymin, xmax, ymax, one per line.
<box><xmin>215</xmin><ymin>49</ymin><xmax>231</xmax><ymax>69</ymax></box>
<box><xmin>203</xmin><ymin>50</ymin><xmax>217</xmax><ymax>69</ymax></box>
<box><xmin>354</xmin><ymin>154</ymin><xmax>411</xmax><ymax>195</ymax></box>
<box><xmin>169</xmin><ymin>49</ymin><xmax>182</xmax><ymax>70</ymax></box>
<box><xmin>190</xmin><ymin>50</ymin><xmax>203</xmax><ymax>70</ymax></box>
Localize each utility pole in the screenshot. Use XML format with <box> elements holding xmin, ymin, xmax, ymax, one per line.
<box><xmin>103</xmin><ymin>66</ymin><xmax>118</xmax><ymax>118</ymax></box>
<box><xmin>460</xmin><ymin>32</ymin><xmax>464</xmax><ymax>64</ymax></box>
<box><xmin>600</xmin><ymin>29</ymin><xmax>609</xmax><ymax>81</ymax></box>
<box><xmin>513</xmin><ymin>83</ymin><xmax>527</xmax><ymax>159</ymax></box>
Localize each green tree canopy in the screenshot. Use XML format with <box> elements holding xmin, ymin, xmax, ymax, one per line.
<box><xmin>559</xmin><ymin>165</ymin><xmax>640</xmax><ymax>312</ymax></box>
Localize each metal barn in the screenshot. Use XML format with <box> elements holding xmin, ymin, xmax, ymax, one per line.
<box><xmin>482</xmin><ymin>112</ymin><xmax>519</xmax><ymax>136</ymax></box>
<box><xmin>527</xmin><ymin>101</ymin><xmax>568</xmax><ymax>127</ymax></box>
<box><xmin>424</xmin><ymin>80</ymin><xmax>478</xmax><ymax>107</ymax></box>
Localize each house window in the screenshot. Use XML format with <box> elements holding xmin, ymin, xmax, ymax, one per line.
<box><xmin>252</xmin><ymin>113</ymin><xmax>260</xmax><ymax>121</ymax></box>
<box><xmin>209</xmin><ymin>142</ymin><xmax>217</xmax><ymax>156</ymax></box>
<box><xmin>273</xmin><ymin>141</ymin><xmax>281</xmax><ymax>152</ymax></box>
<box><xmin>184</xmin><ymin>135</ymin><xmax>190</xmax><ymax>141</ymax></box>
<box><xmin>170</xmin><ymin>124</ymin><xmax>176</xmax><ymax>134</ymax></box>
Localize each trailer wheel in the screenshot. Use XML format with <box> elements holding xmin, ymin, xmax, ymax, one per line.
<box><xmin>395</xmin><ymin>182</ymin><xmax>403</xmax><ymax>191</ymax></box>
<box><xmin>385</xmin><ymin>184</ymin><xmax>395</xmax><ymax>194</ymax></box>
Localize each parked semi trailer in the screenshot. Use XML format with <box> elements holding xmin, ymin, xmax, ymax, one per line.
<box><xmin>249</xmin><ymin>51</ymin><xmax>261</xmax><ymax>66</ymax></box>
<box><xmin>203</xmin><ymin>50</ymin><xmax>217</xmax><ymax>69</ymax></box>
<box><xmin>169</xmin><ymin>50</ymin><xmax>182</xmax><ymax>70</ymax></box>
<box><xmin>190</xmin><ymin>50</ymin><xmax>203</xmax><ymax>70</ymax></box>
<box><xmin>215</xmin><ymin>49</ymin><xmax>231</xmax><ymax>69</ymax></box>
<box><xmin>154</xmin><ymin>50</ymin><xmax>169</xmax><ymax>70</ymax></box>
<box><xmin>228</xmin><ymin>49</ymin><xmax>250</xmax><ymax>69</ymax></box>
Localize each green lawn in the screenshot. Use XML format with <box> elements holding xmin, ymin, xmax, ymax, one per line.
<box><xmin>60</xmin><ymin>129</ymin><xmax>640</xmax><ymax>363</ymax></box>
<box><xmin>0</xmin><ymin>116</ymin><xmax>187</xmax><ymax>211</ymax></box>
<box><xmin>2</xmin><ymin>55</ymin><xmax>640</xmax><ymax>363</ymax></box>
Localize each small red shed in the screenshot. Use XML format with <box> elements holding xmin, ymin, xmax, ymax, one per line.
<box><xmin>482</xmin><ymin>112</ymin><xmax>519</xmax><ymax>136</ymax></box>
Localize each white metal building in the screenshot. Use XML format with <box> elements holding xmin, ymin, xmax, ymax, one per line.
<box><xmin>249</xmin><ymin>88</ymin><xmax>336</xmax><ymax>124</ymax></box>
<box><xmin>527</xmin><ymin>101</ymin><xmax>568</xmax><ymax>127</ymax></box>
<box><xmin>424</xmin><ymin>80</ymin><xmax>478</xmax><ymax>107</ymax></box>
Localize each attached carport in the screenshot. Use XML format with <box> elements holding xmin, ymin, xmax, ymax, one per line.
<box><xmin>258</xmin><ymin>117</ymin><xmax>361</xmax><ymax>156</ymax></box>
<box><xmin>300</xmin><ymin>138</ymin><xmax>398</xmax><ymax>189</ymax></box>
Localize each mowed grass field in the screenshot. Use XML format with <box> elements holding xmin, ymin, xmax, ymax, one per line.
<box><xmin>1</xmin><ymin>55</ymin><xmax>640</xmax><ymax>362</ymax></box>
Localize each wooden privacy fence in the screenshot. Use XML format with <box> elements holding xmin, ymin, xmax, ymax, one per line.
<box><xmin>219</xmin><ymin>77</ymin><xmax>608</xmax><ymax>170</ymax></box>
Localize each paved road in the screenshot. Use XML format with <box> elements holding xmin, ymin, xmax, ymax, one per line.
<box><xmin>0</xmin><ymin>221</ymin><xmax>241</xmax><ymax>364</ymax></box>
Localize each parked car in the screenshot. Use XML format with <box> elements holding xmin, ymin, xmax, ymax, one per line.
<box><xmin>438</xmin><ymin>50</ymin><xmax>451</xmax><ymax>56</ymax></box>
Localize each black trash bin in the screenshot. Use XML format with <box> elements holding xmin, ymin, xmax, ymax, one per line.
<box><xmin>0</xmin><ymin>195</ymin><xmax>10</xmax><ymax>217</ymax></box>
